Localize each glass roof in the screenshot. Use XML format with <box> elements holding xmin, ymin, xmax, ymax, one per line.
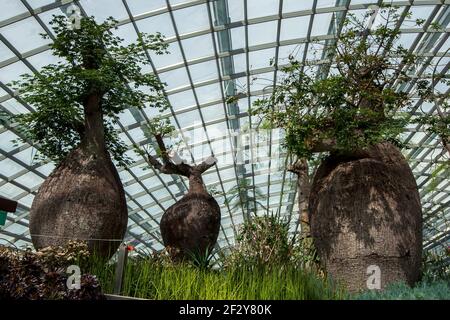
<box><xmin>0</xmin><ymin>0</ymin><xmax>449</xmax><ymax>256</ymax></box>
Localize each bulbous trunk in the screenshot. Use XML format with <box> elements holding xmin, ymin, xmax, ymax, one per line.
<box><xmin>160</xmin><ymin>173</ymin><xmax>221</xmax><ymax>261</ymax></box>
<box><xmin>30</xmin><ymin>92</ymin><xmax>127</xmax><ymax>257</ymax></box>
<box><xmin>29</xmin><ymin>145</ymin><xmax>128</xmax><ymax>257</ymax></box>
<box><xmin>309</xmin><ymin>142</ymin><xmax>422</xmax><ymax>292</ymax></box>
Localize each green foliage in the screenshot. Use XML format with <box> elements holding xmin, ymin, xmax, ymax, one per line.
<box><xmin>83</xmin><ymin>221</ymin><xmax>336</xmax><ymax>299</ymax></box>
<box><xmin>0</xmin><ymin>241</ymin><xmax>104</xmax><ymax>300</ymax></box>
<box><xmin>222</xmin><ymin>214</ymin><xmax>320</xmax><ymax>271</ymax></box>
<box><xmin>356</xmin><ymin>247</ymin><xmax>450</xmax><ymax>300</ymax></box>
<box><xmin>87</xmin><ymin>256</ymin><xmax>344</xmax><ymax>300</ymax></box>
<box><xmin>10</xmin><ymin>15</ymin><xmax>169</xmax><ymax>166</ymax></box>
<box><xmin>422</xmin><ymin>248</ymin><xmax>450</xmax><ymax>283</ymax></box>
<box><xmin>252</xmin><ymin>6</ymin><xmax>436</xmax><ymax>159</ymax></box>
<box><xmin>224</xmin><ymin>215</ymin><xmax>291</xmax><ymax>268</ymax></box>
<box><xmin>144</xmin><ymin>116</ymin><xmax>175</xmax><ymax>137</ymax></box>
<box><xmin>223</xmin><ymin>178</ymin><xmax>268</xmax><ymax>217</ymax></box>
<box><xmin>425</xmin><ymin>162</ymin><xmax>450</xmax><ymax>193</ymax></box>
<box><xmin>417</xmin><ymin>101</ymin><xmax>450</xmax><ymax>147</ymax></box>
<box><xmin>186</xmin><ymin>246</ymin><xmax>216</xmax><ymax>270</ymax></box>
<box><xmin>356</xmin><ymin>280</ymin><xmax>450</xmax><ymax>300</ymax></box>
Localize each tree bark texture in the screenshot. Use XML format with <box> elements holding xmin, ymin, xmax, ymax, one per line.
<box><xmin>160</xmin><ymin>171</ymin><xmax>220</xmax><ymax>261</ymax></box>
<box><xmin>29</xmin><ymin>92</ymin><xmax>128</xmax><ymax>257</ymax></box>
<box><xmin>309</xmin><ymin>142</ymin><xmax>422</xmax><ymax>292</ymax></box>
<box><xmin>289</xmin><ymin>158</ymin><xmax>311</xmax><ymax>239</ymax></box>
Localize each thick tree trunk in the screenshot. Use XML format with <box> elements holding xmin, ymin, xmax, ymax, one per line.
<box><xmin>160</xmin><ymin>172</ymin><xmax>221</xmax><ymax>261</ymax></box>
<box><xmin>289</xmin><ymin>159</ymin><xmax>311</xmax><ymax>239</ymax></box>
<box><xmin>309</xmin><ymin>142</ymin><xmax>422</xmax><ymax>292</ymax></box>
<box><xmin>29</xmin><ymin>93</ymin><xmax>128</xmax><ymax>257</ymax></box>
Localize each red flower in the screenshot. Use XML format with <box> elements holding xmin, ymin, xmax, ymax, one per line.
<box><xmin>126</xmin><ymin>245</ymin><xmax>134</xmax><ymax>252</ymax></box>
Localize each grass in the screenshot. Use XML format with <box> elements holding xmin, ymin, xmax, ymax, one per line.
<box><xmin>84</xmin><ymin>256</ymin><xmax>346</xmax><ymax>300</ymax></box>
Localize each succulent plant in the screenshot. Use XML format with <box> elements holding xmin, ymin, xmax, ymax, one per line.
<box><xmin>0</xmin><ymin>241</ymin><xmax>104</xmax><ymax>300</ymax></box>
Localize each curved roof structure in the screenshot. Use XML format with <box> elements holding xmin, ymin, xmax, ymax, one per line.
<box><xmin>0</xmin><ymin>0</ymin><xmax>449</xmax><ymax>257</ymax></box>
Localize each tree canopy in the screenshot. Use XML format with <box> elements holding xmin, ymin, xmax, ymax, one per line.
<box><xmin>252</xmin><ymin>6</ymin><xmax>448</xmax><ymax>160</ymax></box>
<box><xmin>11</xmin><ymin>15</ymin><xmax>169</xmax><ymax>167</ymax></box>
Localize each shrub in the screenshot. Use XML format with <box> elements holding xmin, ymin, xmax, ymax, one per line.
<box><xmin>0</xmin><ymin>241</ymin><xmax>104</xmax><ymax>300</ymax></box>
<box><xmin>356</xmin><ymin>280</ymin><xmax>450</xmax><ymax>300</ymax></box>
<box><xmin>223</xmin><ymin>215</ymin><xmax>291</xmax><ymax>269</ymax></box>
<box><xmin>222</xmin><ymin>215</ymin><xmax>321</xmax><ymax>272</ymax></box>
<box><xmin>421</xmin><ymin>248</ymin><xmax>450</xmax><ymax>283</ymax></box>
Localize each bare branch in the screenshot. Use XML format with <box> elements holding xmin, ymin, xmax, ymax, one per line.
<box><xmin>143</xmin><ymin>145</ymin><xmax>192</xmax><ymax>176</ymax></box>
<box><xmin>143</xmin><ymin>147</ymin><xmax>163</xmax><ymax>171</ymax></box>
<box><xmin>154</xmin><ymin>133</ymin><xmax>171</xmax><ymax>165</ymax></box>
<box><xmin>195</xmin><ymin>156</ymin><xmax>217</xmax><ymax>173</ymax></box>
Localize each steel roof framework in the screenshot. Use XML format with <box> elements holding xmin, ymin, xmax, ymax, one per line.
<box><xmin>0</xmin><ymin>0</ymin><xmax>448</xmax><ymax>255</ymax></box>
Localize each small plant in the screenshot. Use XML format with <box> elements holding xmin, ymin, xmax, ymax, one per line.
<box><xmin>222</xmin><ymin>214</ymin><xmax>320</xmax><ymax>271</ymax></box>
<box><xmin>0</xmin><ymin>241</ymin><xmax>104</xmax><ymax>300</ymax></box>
<box><xmin>223</xmin><ymin>215</ymin><xmax>291</xmax><ymax>269</ymax></box>
<box><xmin>422</xmin><ymin>248</ymin><xmax>450</xmax><ymax>283</ymax></box>
<box><xmin>356</xmin><ymin>280</ymin><xmax>450</xmax><ymax>300</ymax></box>
<box><xmin>187</xmin><ymin>246</ymin><xmax>216</xmax><ymax>270</ymax></box>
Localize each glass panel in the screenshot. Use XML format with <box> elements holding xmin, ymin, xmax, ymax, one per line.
<box><xmin>0</xmin><ymin>61</ymin><xmax>33</xmax><ymax>88</ymax></box>
<box><xmin>112</xmin><ymin>23</ymin><xmax>139</xmax><ymax>46</ymax></box>
<box><xmin>201</xmin><ymin>103</ymin><xmax>225</xmax><ymax>122</ymax></box>
<box><xmin>0</xmin><ymin>41</ymin><xmax>15</xmax><ymax>63</ymax></box>
<box><xmin>2</xmin><ymin>98</ymin><xmax>29</xmax><ymax>114</ymax></box>
<box><xmin>225</xmin><ymin>0</ymin><xmax>244</xmax><ymax>24</ymax></box>
<box><xmin>136</xmin><ymin>13</ymin><xmax>176</xmax><ymax>39</ymax></box>
<box><xmin>27</xmin><ymin>50</ymin><xmax>62</xmax><ymax>71</ymax></box>
<box><xmin>317</xmin><ymin>0</ymin><xmax>337</xmax><ymax>9</ymax></box>
<box><xmin>0</xmin><ymin>158</ymin><xmax>23</xmax><ymax>177</ymax></box>
<box><xmin>0</xmin><ymin>0</ymin><xmax>28</xmax><ymax>22</ymax></box>
<box><xmin>0</xmin><ymin>17</ymin><xmax>50</xmax><ymax>54</ymax></box>
<box><xmin>177</xmin><ymin>109</ymin><xmax>201</xmax><ymax>128</ymax></box>
<box><xmin>168</xmin><ymin>89</ymin><xmax>196</xmax><ymax>110</ymax></box>
<box><xmin>26</xmin><ymin>0</ymin><xmax>54</xmax><ymax>9</ymax></box>
<box><xmin>283</xmin><ymin>0</ymin><xmax>313</xmax><ymax>13</ymax></box>
<box><xmin>280</xmin><ymin>15</ymin><xmax>310</xmax><ymax>41</ymax></box>
<box><xmin>247</xmin><ymin>0</ymin><xmax>279</xmax><ymax>20</ymax></box>
<box><xmin>311</xmin><ymin>13</ymin><xmax>333</xmax><ymax>37</ymax></box>
<box><xmin>249</xmin><ymin>48</ymin><xmax>275</xmax><ymax>71</ymax></box>
<box><xmin>189</xmin><ymin>60</ymin><xmax>218</xmax><ymax>83</ymax></box>
<box><xmin>172</xmin><ymin>4</ymin><xmax>210</xmax><ymax>35</ymax></box>
<box><xmin>159</xmin><ymin>67</ymin><xmax>190</xmax><ymax>90</ymax></box>
<box><xmin>79</xmin><ymin>0</ymin><xmax>129</xmax><ymax>23</ymax></box>
<box><xmin>150</xmin><ymin>41</ymin><xmax>183</xmax><ymax>69</ymax></box>
<box><xmin>181</xmin><ymin>34</ymin><xmax>214</xmax><ymax>61</ymax></box>
<box><xmin>248</xmin><ymin>21</ymin><xmax>278</xmax><ymax>46</ymax></box>
<box><xmin>125</xmin><ymin>0</ymin><xmax>167</xmax><ymax>15</ymax></box>
<box><xmin>195</xmin><ymin>82</ymin><xmax>222</xmax><ymax>105</ymax></box>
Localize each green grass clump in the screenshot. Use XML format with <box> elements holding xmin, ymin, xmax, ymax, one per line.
<box><xmin>86</xmin><ymin>257</ymin><xmax>345</xmax><ymax>300</ymax></box>
<box><xmin>82</xmin><ymin>215</ymin><xmax>345</xmax><ymax>300</ymax></box>
<box><xmin>356</xmin><ymin>280</ymin><xmax>450</xmax><ymax>300</ymax></box>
